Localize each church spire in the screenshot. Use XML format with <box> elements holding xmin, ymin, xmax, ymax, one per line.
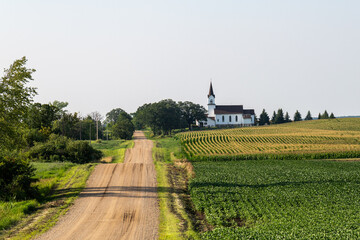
<box><xmin>208</xmin><ymin>82</ymin><xmax>215</xmax><ymax>98</ymax></box>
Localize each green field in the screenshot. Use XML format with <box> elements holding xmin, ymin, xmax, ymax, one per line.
<box><xmin>190</xmin><ymin>159</ymin><xmax>360</xmax><ymax>239</ymax></box>
<box><xmin>0</xmin><ymin>162</ymin><xmax>95</xmax><ymax>239</ymax></box>
<box><xmin>177</xmin><ymin>118</ymin><xmax>360</xmax><ymax>160</ymax></box>
<box><xmin>92</xmin><ymin>139</ymin><xmax>134</xmax><ymax>163</ymax></box>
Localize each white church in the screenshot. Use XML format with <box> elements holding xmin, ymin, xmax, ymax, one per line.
<box><xmin>198</xmin><ymin>82</ymin><xmax>255</xmax><ymax>127</ymax></box>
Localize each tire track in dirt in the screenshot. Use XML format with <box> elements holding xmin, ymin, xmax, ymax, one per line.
<box><xmin>36</xmin><ymin>131</ymin><xmax>159</xmax><ymax>240</ymax></box>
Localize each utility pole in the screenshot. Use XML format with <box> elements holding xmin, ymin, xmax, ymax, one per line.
<box><xmin>89</xmin><ymin>121</ymin><xmax>91</xmax><ymax>144</ymax></box>
<box><xmin>91</xmin><ymin>111</ymin><xmax>102</xmax><ymax>141</ymax></box>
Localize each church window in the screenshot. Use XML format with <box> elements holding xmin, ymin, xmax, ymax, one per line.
<box><xmin>229</xmin><ymin>116</ymin><xmax>232</xmax><ymax>122</ymax></box>
<box><xmin>236</xmin><ymin>116</ymin><xmax>238</xmax><ymax>122</ymax></box>
<box><xmin>222</xmin><ymin>116</ymin><xmax>224</xmax><ymax>122</ymax></box>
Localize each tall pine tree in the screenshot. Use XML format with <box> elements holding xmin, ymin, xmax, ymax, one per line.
<box><xmin>275</xmin><ymin>109</ymin><xmax>285</xmax><ymax>124</ymax></box>
<box><xmin>322</xmin><ymin>110</ymin><xmax>329</xmax><ymax>119</ymax></box>
<box><xmin>294</xmin><ymin>110</ymin><xmax>302</xmax><ymax>121</ymax></box>
<box><xmin>259</xmin><ymin>109</ymin><xmax>270</xmax><ymax>125</ymax></box>
<box><xmin>284</xmin><ymin>112</ymin><xmax>291</xmax><ymax>122</ymax></box>
<box><xmin>305</xmin><ymin>111</ymin><xmax>313</xmax><ymax>120</ymax></box>
<box><xmin>271</xmin><ymin>111</ymin><xmax>276</xmax><ymax>124</ymax></box>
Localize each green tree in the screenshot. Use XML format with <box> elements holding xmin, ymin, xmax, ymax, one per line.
<box><xmin>52</xmin><ymin>112</ymin><xmax>82</xmax><ymax>139</ymax></box>
<box><xmin>305</xmin><ymin>111</ymin><xmax>313</xmax><ymax>120</ymax></box>
<box><xmin>178</xmin><ymin>101</ymin><xmax>207</xmax><ymax>130</ymax></box>
<box><xmin>275</xmin><ymin>109</ymin><xmax>285</xmax><ymax>124</ymax></box>
<box><xmin>322</xmin><ymin>110</ymin><xmax>329</xmax><ymax>119</ymax></box>
<box><xmin>318</xmin><ymin>113</ymin><xmax>322</xmax><ymax>120</ymax></box>
<box><xmin>112</xmin><ymin>113</ymin><xmax>135</xmax><ymax>140</ymax></box>
<box><xmin>259</xmin><ymin>109</ymin><xmax>270</xmax><ymax>126</ymax></box>
<box><xmin>26</xmin><ymin>103</ymin><xmax>59</xmax><ymax>130</ymax></box>
<box><xmin>284</xmin><ymin>112</ymin><xmax>291</xmax><ymax>123</ymax></box>
<box><xmin>330</xmin><ymin>112</ymin><xmax>335</xmax><ymax>119</ymax></box>
<box><xmin>132</xmin><ymin>104</ymin><xmax>151</xmax><ymax>130</ymax></box>
<box><xmin>0</xmin><ymin>57</ymin><xmax>37</xmax><ymax>152</ymax></box>
<box><xmin>294</xmin><ymin>110</ymin><xmax>302</xmax><ymax>121</ymax></box>
<box><xmin>0</xmin><ymin>156</ymin><xmax>36</xmax><ymax>200</ymax></box>
<box><xmin>51</xmin><ymin>100</ymin><xmax>68</xmax><ymax>118</ymax></box>
<box><xmin>271</xmin><ymin>111</ymin><xmax>276</xmax><ymax>124</ymax></box>
<box><xmin>105</xmin><ymin>108</ymin><xmax>127</xmax><ymax>124</ymax></box>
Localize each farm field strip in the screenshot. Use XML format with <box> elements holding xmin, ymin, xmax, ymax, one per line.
<box><xmin>177</xmin><ymin>119</ymin><xmax>360</xmax><ymax>159</ymax></box>
<box><xmin>191</xmin><ymin>160</ymin><xmax>360</xmax><ymax>239</ymax></box>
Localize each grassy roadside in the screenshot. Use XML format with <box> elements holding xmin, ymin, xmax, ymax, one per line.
<box><xmin>92</xmin><ymin>139</ymin><xmax>134</xmax><ymax>163</ymax></box>
<box><xmin>0</xmin><ymin>162</ymin><xmax>96</xmax><ymax>240</ymax></box>
<box><xmin>150</xmin><ymin>133</ymin><xmax>199</xmax><ymax>239</ymax></box>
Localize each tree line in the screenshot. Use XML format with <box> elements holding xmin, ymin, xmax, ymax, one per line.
<box><xmin>132</xmin><ymin>99</ymin><xmax>207</xmax><ymax>135</ymax></box>
<box><xmin>258</xmin><ymin>109</ymin><xmax>336</xmax><ymax>125</ymax></box>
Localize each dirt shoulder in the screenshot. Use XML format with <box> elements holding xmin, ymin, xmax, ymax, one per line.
<box><xmin>36</xmin><ymin>131</ymin><xmax>159</xmax><ymax>240</ymax></box>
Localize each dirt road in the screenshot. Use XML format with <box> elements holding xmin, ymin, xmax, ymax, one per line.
<box><xmin>37</xmin><ymin>131</ymin><xmax>159</xmax><ymax>240</ymax></box>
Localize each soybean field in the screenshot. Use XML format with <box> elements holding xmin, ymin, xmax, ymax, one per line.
<box><xmin>190</xmin><ymin>159</ymin><xmax>360</xmax><ymax>239</ymax></box>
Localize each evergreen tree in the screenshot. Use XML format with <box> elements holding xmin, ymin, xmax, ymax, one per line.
<box><xmin>284</xmin><ymin>112</ymin><xmax>291</xmax><ymax>122</ymax></box>
<box><xmin>275</xmin><ymin>109</ymin><xmax>285</xmax><ymax>124</ymax></box>
<box><xmin>322</xmin><ymin>110</ymin><xmax>329</xmax><ymax>119</ymax></box>
<box><xmin>294</xmin><ymin>110</ymin><xmax>302</xmax><ymax>121</ymax></box>
<box><xmin>330</xmin><ymin>112</ymin><xmax>335</xmax><ymax>119</ymax></box>
<box><xmin>305</xmin><ymin>111</ymin><xmax>313</xmax><ymax>120</ymax></box>
<box><xmin>318</xmin><ymin>113</ymin><xmax>321</xmax><ymax>119</ymax></box>
<box><xmin>259</xmin><ymin>109</ymin><xmax>270</xmax><ymax>126</ymax></box>
<box><xmin>271</xmin><ymin>111</ymin><xmax>276</xmax><ymax>124</ymax></box>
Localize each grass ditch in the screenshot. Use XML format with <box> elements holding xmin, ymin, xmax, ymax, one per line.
<box><xmin>151</xmin><ymin>135</ymin><xmax>200</xmax><ymax>239</ymax></box>
<box><xmin>92</xmin><ymin>139</ymin><xmax>134</xmax><ymax>163</ymax></box>
<box><xmin>0</xmin><ymin>162</ymin><xmax>96</xmax><ymax>239</ymax></box>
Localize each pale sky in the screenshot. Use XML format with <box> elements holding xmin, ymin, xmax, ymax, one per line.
<box><xmin>1</xmin><ymin>0</ymin><xmax>359</xmax><ymax>118</ymax></box>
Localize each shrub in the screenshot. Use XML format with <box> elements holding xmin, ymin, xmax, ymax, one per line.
<box><xmin>26</xmin><ymin>134</ymin><xmax>103</xmax><ymax>163</ymax></box>
<box><xmin>66</xmin><ymin>141</ymin><xmax>103</xmax><ymax>164</ymax></box>
<box><xmin>0</xmin><ymin>156</ymin><xmax>36</xmax><ymax>200</ymax></box>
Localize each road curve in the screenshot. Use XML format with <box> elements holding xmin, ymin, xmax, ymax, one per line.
<box><xmin>37</xmin><ymin>131</ymin><xmax>159</xmax><ymax>240</ymax></box>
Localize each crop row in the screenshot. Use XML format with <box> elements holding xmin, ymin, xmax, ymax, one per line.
<box><xmin>176</xmin><ymin>123</ymin><xmax>360</xmax><ymax>160</ymax></box>
<box><xmin>190</xmin><ymin>160</ymin><xmax>360</xmax><ymax>239</ymax></box>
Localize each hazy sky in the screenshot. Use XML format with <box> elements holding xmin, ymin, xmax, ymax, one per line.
<box><xmin>1</xmin><ymin>0</ymin><xmax>359</xmax><ymax>118</ymax></box>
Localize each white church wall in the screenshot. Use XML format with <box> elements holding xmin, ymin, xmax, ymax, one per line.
<box><xmin>216</xmin><ymin>114</ymin><xmax>244</xmax><ymax>125</ymax></box>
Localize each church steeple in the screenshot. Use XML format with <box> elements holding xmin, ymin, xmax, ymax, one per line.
<box><xmin>208</xmin><ymin>82</ymin><xmax>215</xmax><ymax>98</ymax></box>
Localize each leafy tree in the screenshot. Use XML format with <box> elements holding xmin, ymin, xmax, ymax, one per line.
<box><xmin>305</xmin><ymin>111</ymin><xmax>313</xmax><ymax>120</ymax></box>
<box><xmin>105</xmin><ymin>108</ymin><xmax>127</xmax><ymax>124</ymax></box>
<box><xmin>271</xmin><ymin>111</ymin><xmax>276</xmax><ymax>124</ymax></box>
<box><xmin>259</xmin><ymin>109</ymin><xmax>270</xmax><ymax>125</ymax></box>
<box><xmin>134</xmin><ymin>99</ymin><xmax>182</xmax><ymax>135</ymax></box>
<box><xmin>112</xmin><ymin>113</ymin><xmax>135</xmax><ymax>140</ymax></box>
<box><xmin>26</xmin><ymin>103</ymin><xmax>59</xmax><ymax>130</ymax></box>
<box><xmin>284</xmin><ymin>112</ymin><xmax>291</xmax><ymax>123</ymax></box>
<box><xmin>178</xmin><ymin>101</ymin><xmax>207</xmax><ymax>130</ymax></box>
<box><xmin>52</xmin><ymin>112</ymin><xmax>81</xmax><ymax>139</ymax></box>
<box><xmin>132</xmin><ymin>104</ymin><xmax>151</xmax><ymax>130</ymax></box>
<box><xmin>330</xmin><ymin>113</ymin><xmax>335</xmax><ymax>119</ymax></box>
<box><xmin>51</xmin><ymin>100</ymin><xmax>68</xmax><ymax>118</ymax></box>
<box><xmin>294</xmin><ymin>110</ymin><xmax>302</xmax><ymax>121</ymax></box>
<box><xmin>0</xmin><ymin>57</ymin><xmax>37</xmax><ymax>152</ymax></box>
<box><xmin>275</xmin><ymin>109</ymin><xmax>285</xmax><ymax>124</ymax></box>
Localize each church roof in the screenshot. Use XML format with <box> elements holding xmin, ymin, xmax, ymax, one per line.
<box><xmin>208</xmin><ymin>82</ymin><xmax>215</xmax><ymax>98</ymax></box>
<box><xmin>214</xmin><ymin>105</ymin><xmax>255</xmax><ymax>115</ymax></box>
<box><xmin>243</xmin><ymin>109</ymin><xmax>255</xmax><ymax>115</ymax></box>
<box><xmin>215</xmin><ymin>105</ymin><xmax>243</xmax><ymax>114</ymax></box>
